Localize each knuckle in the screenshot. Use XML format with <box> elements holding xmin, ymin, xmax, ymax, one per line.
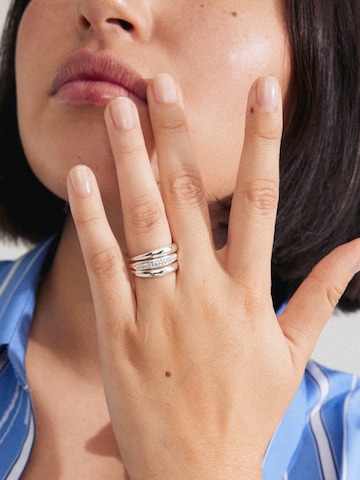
<box><xmin>158</xmin><ymin>111</ymin><xmax>188</xmax><ymax>135</ymax></box>
<box><xmin>244</xmin><ymin>179</ymin><xmax>279</xmax><ymax>215</ymax></box>
<box><xmin>325</xmin><ymin>284</ymin><xmax>344</xmax><ymax>310</ymax></box>
<box><xmin>89</xmin><ymin>246</ymin><xmax>120</xmax><ymax>277</ymax></box>
<box><xmin>168</xmin><ymin>166</ymin><xmax>204</xmax><ymax>205</ymax></box>
<box><xmin>252</xmin><ymin>115</ymin><xmax>282</xmax><ymax>143</ymax></box>
<box><xmin>120</xmin><ymin>140</ymin><xmax>145</xmax><ymax>159</ymax></box>
<box><xmin>309</xmin><ymin>271</ymin><xmax>344</xmax><ymax>311</ymax></box>
<box><xmin>255</xmin><ymin>128</ymin><xmax>281</xmax><ymax>143</ymax></box>
<box><xmin>128</xmin><ymin>197</ymin><xmax>164</xmax><ymax>233</ymax></box>
<box><xmin>75</xmin><ymin>213</ymin><xmax>102</xmax><ymax>228</ymax></box>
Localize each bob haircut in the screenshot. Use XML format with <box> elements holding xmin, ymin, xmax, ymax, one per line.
<box><xmin>0</xmin><ymin>0</ymin><xmax>359</xmax><ymax>310</ymax></box>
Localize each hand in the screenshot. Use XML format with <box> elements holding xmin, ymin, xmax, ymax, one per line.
<box><xmin>67</xmin><ymin>74</ymin><xmax>360</xmax><ymax>479</ymax></box>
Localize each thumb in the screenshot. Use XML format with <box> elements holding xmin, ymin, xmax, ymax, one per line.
<box><xmin>278</xmin><ymin>238</ymin><xmax>360</xmax><ymax>367</ymax></box>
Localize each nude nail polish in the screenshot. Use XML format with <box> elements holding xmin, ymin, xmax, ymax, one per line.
<box><xmin>110</xmin><ymin>97</ymin><xmax>136</xmax><ymax>130</ymax></box>
<box><xmin>152</xmin><ymin>74</ymin><xmax>178</xmax><ymax>103</ymax></box>
<box><xmin>70</xmin><ymin>166</ymin><xmax>91</xmax><ymax>198</ymax></box>
<box><xmin>256</xmin><ymin>76</ymin><xmax>280</xmax><ymax>112</ymax></box>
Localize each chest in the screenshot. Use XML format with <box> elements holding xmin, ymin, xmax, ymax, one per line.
<box><xmin>23</xmin><ymin>344</ymin><xmax>129</xmax><ymax>479</ymax></box>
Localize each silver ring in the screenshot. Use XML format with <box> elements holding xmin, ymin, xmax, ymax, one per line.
<box><xmin>129</xmin><ymin>243</ymin><xmax>177</xmax><ymax>262</ymax></box>
<box><xmin>128</xmin><ymin>243</ymin><xmax>178</xmax><ymax>278</ymax></box>
<box><xmin>131</xmin><ymin>262</ymin><xmax>179</xmax><ymax>278</ymax></box>
<box><xmin>130</xmin><ymin>252</ymin><xmax>178</xmax><ymax>271</ymax></box>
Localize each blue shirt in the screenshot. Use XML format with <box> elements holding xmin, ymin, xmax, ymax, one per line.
<box><xmin>0</xmin><ymin>240</ymin><xmax>359</xmax><ymax>479</ymax></box>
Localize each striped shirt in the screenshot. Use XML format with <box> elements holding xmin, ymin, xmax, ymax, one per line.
<box><xmin>0</xmin><ymin>240</ymin><xmax>359</xmax><ymax>479</ymax></box>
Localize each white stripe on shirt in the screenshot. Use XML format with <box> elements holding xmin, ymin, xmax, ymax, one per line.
<box><xmin>0</xmin><ymin>239</ymin><xmax>51</xmax><ymax>321</ymax></box>
<box><xmin>341</xmin><ymin>374</ymin><xmax>358</xmax><ymax>480</ymax></box>
<box><xmin>0</xmin><ymin>383</ymin><xmax>21</xmax><ymax>434</ymax></box>
<box><xmin>0</xmin><ymin>259</ymin><xmax>22</xmax><ymax>298</ymax></box>
<box><xmin>308</xmin><ymin>361</ymin><xmax>338</xmax><ymax>480</ymax></box>
<box><xmin>6</xmin><ymin>409</ymin><xmax>35</xmax><ymax>480</ymax></box>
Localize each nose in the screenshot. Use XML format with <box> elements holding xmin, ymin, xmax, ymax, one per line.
<box><xmin>76</xmin><ymin>0</ymin><xmax>153</xmax><ymax>41</ymax></box>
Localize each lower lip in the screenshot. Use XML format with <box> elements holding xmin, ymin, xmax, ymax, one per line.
<box><xmin>53</xmin><ymin>80</ymin><xmax>143</xmax><ymax>108</ymax></box>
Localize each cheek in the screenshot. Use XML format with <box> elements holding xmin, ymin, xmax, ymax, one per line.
<box><xmin>15</xmin><ymin>1</ymin><xmax>86</xmax><ymax>201</ymax></box>
<box><xmin>16</xmin><ymin>1</ymin><xmax>50</xmax><ymax>72</ymax></box>
<box><xmin>177</xmin><ymin>4</ymin><xmax>290</xmax><ymax>227</ymax></box>
<box><xmin>16</xmin><ymin>0</ymin><xmax>77</xmax><ymax>111</ymax></box>
<box><xmin>16</xmin><ymin>4</ymin><xmax>56</xmax><ymax>136</ymax></box>
<box><xmin>179</xmin><ymin>30</ymin><xmax>289</xmax><ymax>198</ymax></box>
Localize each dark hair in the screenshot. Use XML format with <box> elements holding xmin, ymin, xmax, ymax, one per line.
<box><xmin>275</xmin><ymin>0</ymin><xmax>360</xmax><ymax>310</ymax></box>
<box><xmin>0</xmin><ymin>0</ymin><xmax>359</xmax><ymax>310</ymax></box>
<box><xmin>0</xmin><ymin>0</ymin><xmax>67</xmax><ymax>243</ymax></box>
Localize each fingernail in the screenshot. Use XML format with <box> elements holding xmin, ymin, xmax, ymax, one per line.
<box><xmin>70</xmin><ymin>166</ymin><xmax>91</xmax><ymax>198</ymax></box>
<box><xmin>152</xmin><ymin>74</ymin><xmax>177</xmax><ymax>103</ymax></box>
<box><xmin>256</xmin><ymin>76</ymin><xmax>280</xmax><ymax>112</ymax></box>
<box><xmin>109</xmin><ymin>97</ymin><xmax>136</xmax><ymax>130</ymax></box>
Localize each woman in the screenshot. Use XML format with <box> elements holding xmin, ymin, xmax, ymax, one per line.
<box><xmin>0</xmin><ymin>0</ymin><xmax>359</xmax><ymax>478</ymax></box>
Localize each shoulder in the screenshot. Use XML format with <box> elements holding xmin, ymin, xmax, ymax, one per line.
<box><xmin>305</xmin><ymin>359</ymin><xmax>359</xmax><ymax>414</ymax></box>
<box><xmin>305</xmin><ymin>360</ymin><xmax>360</xmax><ymax>442</ymax></box>
<box><xmin>0</xmin><ymin>238</ymin><xmax>54</xmax><ymax>296</ymax></box>
<box><xmin>264</xmin><ymin>360</ymin><xmax>360</xmax><ymax>479</ymax></box>
<box><xmin>0</xmin><ymin>256</ymin><xmax>20</xmax><ymax>284</ymax></box>
<box><xmin>292</xmin><ymin>361</ymin><xmax>360</xmax><ymax>478</ymax></box>
<box><xmin>0</xmin><ymin>238</ymin><xmax>54</xmax><ymax>346</ymax></box>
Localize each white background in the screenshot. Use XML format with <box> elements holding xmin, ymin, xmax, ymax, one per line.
<box><xmin>1</xmin><ymin>0</ymin><xmax>359</xmax><ymax>375</ymax></box>
<box><xmin>0</xmin><ymin>1</ymin><xmax>10</xmax><ymax>31</ymax></box>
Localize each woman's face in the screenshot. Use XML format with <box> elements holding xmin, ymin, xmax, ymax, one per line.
<box><xmin>16</xmin><ymin>0</ymin><xmax>290</xmax><ymax>209</ymax></box>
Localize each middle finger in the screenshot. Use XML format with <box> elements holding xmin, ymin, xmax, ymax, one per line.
<box><xmin>105</xmin><ymin>96</ymin><xmax>172</xmax><ymax>267</ymax></box>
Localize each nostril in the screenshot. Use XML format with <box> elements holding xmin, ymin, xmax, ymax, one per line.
<box><xmin>79</xmin><ymin>16</ymin><xmax>91</xmax><ymax>30</ymax></box>
<box><xmin>78</xmin><ymin>12</ymin><xmax>135</xmax><ymax>33</ymax></box>
<box><xmin>118</xmin><ymin>19</ymin><xmax>134</xmax><ymax>31</ymax></box>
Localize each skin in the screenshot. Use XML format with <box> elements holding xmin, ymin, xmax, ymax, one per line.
<box><xmin>16</xmin><ymin>0</ymin><xmax>290</xmax><ymax>213</ymax></box>
<box><xmin>14</xmin><ymin>0</ymin><xmax>360</xmax><ymax>478</ymax></box>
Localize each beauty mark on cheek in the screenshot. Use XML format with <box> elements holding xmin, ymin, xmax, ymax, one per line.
<box><xmin>198</xmin><ymin>3</ymin><xmax>238</xmax><ymax>17</ymax></box>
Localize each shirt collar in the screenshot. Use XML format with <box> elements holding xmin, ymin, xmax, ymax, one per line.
<box><xmin>0</xmin><ymin>238</ymin><xmax>54</xmax><ymax>386</ymax></box>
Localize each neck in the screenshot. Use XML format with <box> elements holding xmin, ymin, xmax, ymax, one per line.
<box><xmin>29</xmin><ymin>213</ymin><xmax>119</xmax><ymax>382</ymax></box>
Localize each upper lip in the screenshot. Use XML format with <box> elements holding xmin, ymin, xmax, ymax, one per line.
<box><xmin>51</xmin><ymin>49</ymin><xmax>148</xmax><ymax>103</ymax></box>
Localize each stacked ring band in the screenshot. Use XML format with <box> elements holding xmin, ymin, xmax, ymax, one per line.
<box><xmin>129</xmin><ymin>244</ymin><xmax>178</xmax><ymax>278</ymax></box>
